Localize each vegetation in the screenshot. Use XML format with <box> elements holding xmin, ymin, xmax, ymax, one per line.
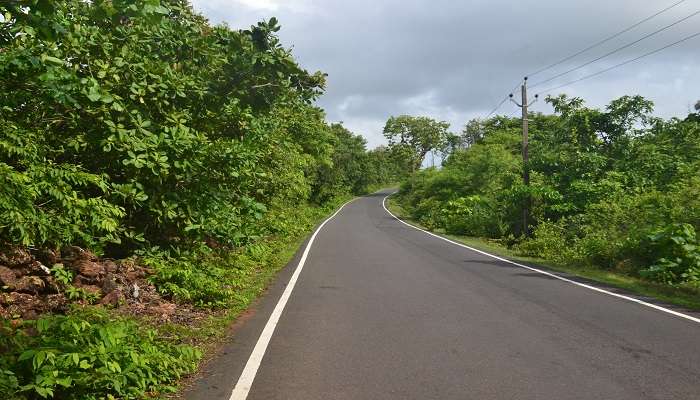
<box><xmin>0</xmin><ymin>1</ymin><xmax>399</xmax><ymax>398</ymax></box>
<box><xmin>382</xmin><ymin>115</ymin><xmax>453</xmax><ymax>174</ymax></box>
<box><xmin>393</xmin><ymin>95</ymin><xmax>700</xmax><ymax>294</ymax></box>
<box><xmin>1</xmin><ymin>308</ymin><xmax>200</xmax><ymax>399</ymax></box>
<box><xmin>3</xmin><ymin>0</ymin><xmax>696</xmax><ymax>397</ymax></box>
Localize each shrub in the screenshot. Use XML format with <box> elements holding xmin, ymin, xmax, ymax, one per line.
<box><xmin>0</xmin><ymin>308</ymin><xmax>201</xmax><ymax>400</ymax></box>
<box><xmin>640</xmin><ymin>224</ymin><xmax>700</xmax><ymax>285</ymax></box>
<box><xmin>144</xmin><ymin>248</ymin><xmax>239</xmax><ymax>308</ymax></box>
<box><xmin>515</xmin><ymin>220</ymin><xmax>571</xmax><ymax>262</ymax></box>
<box><xmin>441</xmin><ymin>196</ymin><xmax>505</xmax><ymax>237</ymax></box>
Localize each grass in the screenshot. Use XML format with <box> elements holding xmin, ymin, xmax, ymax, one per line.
<box><xmin>386</xmin><ymin>197</ymin><xmax>700</xmax><ymax>311</ymax></box>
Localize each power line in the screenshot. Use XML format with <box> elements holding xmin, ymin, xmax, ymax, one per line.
<box><xmin>530</xmin><ymin>8</ymin><xmax>700</xmax><ymax>89</ymax></box>
<box><xmin>535</xmin><ymin>30</ymin><xmax>700</xmax><ymax>96</ymax></box>
<box><xmin>485</xmin><ymin>80</ymin><xmax>523</xmax><ymax>118</ymax></box>
<box><xmin>527</xmin><ymin>0</ymin><xmax>687</xmax><ymax>78</ymax></box>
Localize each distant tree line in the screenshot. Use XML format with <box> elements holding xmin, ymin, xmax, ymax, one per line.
<box><xmin>393</xmin><ymin>95</ymin><xmax>700</xmax><ymax>287</ymax></box>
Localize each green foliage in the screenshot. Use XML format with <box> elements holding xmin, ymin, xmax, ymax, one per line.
<box><xmin>0</xmin><ymin>308</ymin><xmax>201</xmax><ymax>400</ymax></box>
<box><xmin>0</xmin><ymin>2</ymin><xmax>399</xmax><ymax>398</ymax></box>
<box><xmin>515</xmin><ymin>220</ymin><xmax>572</xmax><ymax>263</ymax></box>
<box><xmin>146</xmin><ymin>198</ymin><xmax>350</xmax><ymax>309</ymax></box>
<box><xmin>383</xmin><ymin>115</ymin><xmax>452</xmax><ymax>174</ymax></box>
<box><xmin>311</xmin><ymin>124</ymin><xmax>397</xmax><ymax>203</ymax></box>
<box><xmin>0</xmin><ymin>0</ymin><xmax>359</xmax><ymax>252</ymax></box>
<box><xmin>49</xmin><ymin>265</ymin><xmax>100</xmax><ymax>303</ymax></box>
<box><xmin>640</xmin><ymin>224</ymin><xmax>700</xmax><ymax>285</ymax></box>
<box><xmin>144</xmin><ymin>247</ymin><xmax>239</xmax><ymax>308</ymax></box>
<box><xmin>0</xmin><ymin>0</ymin><xmax>397</xmax><ymax>255</ymax></box>
<box><xmin>396</xmin><ymin>95</ymin><xmax>700</xmax><ymax>288</ymax></box>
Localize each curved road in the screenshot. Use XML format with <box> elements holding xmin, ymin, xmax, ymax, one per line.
<box><xmin>185</xmin><ymin>190</ymin><xmax>700</xmax><ymax>400</ymax></box>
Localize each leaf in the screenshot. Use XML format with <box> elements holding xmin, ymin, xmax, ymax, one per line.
<box><xmin>41</xmin><ymin>55</ymin><xmax>64</xmax><ymax>66</ymax></box>
<box><xmin>56</xmin><ymin>377</ymin><xmax>73</xmax><ymax>387</ymax></box>
<box><xmin>19</xmin><ymin>350</ymin><xmax>36</xmax><ymax>361</ymax></box>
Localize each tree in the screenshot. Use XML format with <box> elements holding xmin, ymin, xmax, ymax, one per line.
<box><xmin>383</xmin><ymin>115</ymin><xmax>451</xmax><ymax>173</ymax></box>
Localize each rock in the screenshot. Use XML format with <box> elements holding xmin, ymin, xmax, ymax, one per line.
<box><xmin>5</xmin><ymin>292</ymin><xmax>33</xmax><ymax>304</ymax></box>
<box><xmin>101</xmin><ymin>273</ymin><xmax>119</xmax><ymax>294</ymax></box>
<box><xmin>74</xmin><ymin>260</ymin><xmax>105</xmax><ymax>280</ymax></box>
<box><xmin>30</xmin><ymin>248</ymin><xmax>60</xmax><ymax>266</ymax></box>
<box><xmin>14</xmin><ymin>276</ymin><xmax>45</xmax><ymax>294</ymax></box>
<box><xmin>26</xmin><ymin>261</ymin><xmax>51</xmax><ymax>276</ymax></box>
<box><xmin>0</xmin><ymin>266</ymin><xmax>17</xmax><ymax>289</ymax></box>
<box><xmin>46</xmin><ymin>294</ymin><xmax>68</xmax><ymax>313</ymax></box>
<box><xmin>21</xmin><ymin>308</ymin><xmax>38</xmax><ymax>320</ymax></box>
<box><xmin>102</xmin><ymin>260</ymin><xmax>118</xmax><ymax>273</ymax></box>
<box><xmin>131</xmin><ymin>283</ymin><xmax>140</xmax><ymax>300</ymax></box>
<box><xmin>100</xmin><ymin>289</ymin><xmax>124</xmax><ymax>306</ymax></box>
<box><xmin>126</xmin><ymin>266</ymin><xmax>148</xmax><ymax>281</ymax></box>
<box><xmin>4</xmin><ymin>292</ymin><xmax>42</xmax><ymax>318</ymax></box>
<box><xmin>0</xmin><ymin>246</ymin><xmax>32</xmax><ymax>267</ymax></box>
<box><xmin>61</xmin><ymin>246</ymin><xmax>96</xmax><ymax>263</ymax></box>
<box><xmin>149</xmin><ymin>302</ymin><xmax>176</xmax><ymax>318</ymax></box>
<box><xmin>42</xmin><ymin>275</ymin><xmax>61</xmax><ymax>294</ymax></box>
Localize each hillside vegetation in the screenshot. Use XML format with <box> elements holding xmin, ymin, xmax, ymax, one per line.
<box><xmin>0</xmin><ymin>1</ymin><xmax>401</xmax><ymax>398</ymax></box>
<box><xmin>394</xmin><ymin>95</ymin><xmax>700</xmax><ymax>291</ymax></box>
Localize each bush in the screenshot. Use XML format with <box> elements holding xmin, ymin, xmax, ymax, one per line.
<box><xmin>640</xmin><ymin>224</ymin><xmax>700</xmax><ymax>285</ymax></box>
<box><xmin>0</xmin><ymin>308</ymin><xmax>201</xmax><ymax>400</ymax></box>
<box><xmin>441</xmin><ymin>196</ymin><xmax>505</xmax><ymax>237</ymax></box>
<box><xmin>515</xmin><ymin>220</ymin><xmax>571</xmax><ymax>262</ymax></box>
<box><xmin>396</xmin><ymin>94</ymin><xmax>700</xmax><ymax>289</ymax></box>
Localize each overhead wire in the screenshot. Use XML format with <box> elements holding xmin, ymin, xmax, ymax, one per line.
<box><xmin>527</xmin><ymin>0</ymin><xmax>688</xmax><ymax>78</ymax></box>
<box><xmin>485</xmin><ymin>80</ymin><xmax>523</xmax><ymax>118</ymax></box>
<box><xmin>530</xmin><ymin>8</ymin><xmax>700</xmax><ymax>88</ymax></box>
<box><xmin>485</xmin><ymin>1</ymin><xmax>696</xmax><ymax>118</ymax></box>
<box><xmin>535</xmin><ymin>30</ymin><xmax>700</xmax><ymax>96</ymax></box>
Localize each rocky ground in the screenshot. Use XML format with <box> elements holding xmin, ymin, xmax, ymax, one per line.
<box><xmin>0</xmin><ymin>245</ymin><xmax>206</xmax><ymax>325</ymax></box>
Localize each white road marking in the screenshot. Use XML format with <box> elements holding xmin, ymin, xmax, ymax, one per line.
<box><xmin>229</xmin><ymin>199</ymin><xmax>356</xmax><ymax>400</ymax></box>
<box><xmin>381</xmin><ymin>194</ymin><xmax>700</xmax><ymax>325</ymax></box>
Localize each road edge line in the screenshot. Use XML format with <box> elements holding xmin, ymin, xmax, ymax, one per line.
<box><xmin>229</xmin><ymin>198</ymin><xmax>356</xmax><ymax>400</ymax></box>
<box><xmin>381</xmin><ymin>194</ymin><xmax>700</xmax><ymax>325</ymax></box>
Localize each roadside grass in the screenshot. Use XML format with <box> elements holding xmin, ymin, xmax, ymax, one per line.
<box><xmin>386</xmin><ymin>197</ymin><xmax>700</xmax><ymax>311</ymax></box>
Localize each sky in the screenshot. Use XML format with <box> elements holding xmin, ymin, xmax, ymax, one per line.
<box><xmin>190</xmin><ymin>0</ymin><xmax>700</xmax><ymax>148</ymax></box>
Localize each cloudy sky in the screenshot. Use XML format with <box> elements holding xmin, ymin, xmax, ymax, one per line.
<box><xmin>191</xmin><ymin>0</ymin><xmax>700</xmax><ymax>148</ymax></box>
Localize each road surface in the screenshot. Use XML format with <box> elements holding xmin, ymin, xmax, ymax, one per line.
<box><xmin>185</xmin><ymin>190</ymin><xmax>700</xmax><ymax>400</ymax></box>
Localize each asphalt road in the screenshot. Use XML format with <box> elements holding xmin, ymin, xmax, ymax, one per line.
<box><xmin>185</xmin><ymin>190</ymin><xmax>700</xmax><ymax>400</ymax></box>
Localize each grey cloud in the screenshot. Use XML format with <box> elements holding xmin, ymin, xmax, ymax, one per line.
<box><xmin>192</xmin><ymin>0</ymin><xmax>700</xmax><ymax>147</ymax></box>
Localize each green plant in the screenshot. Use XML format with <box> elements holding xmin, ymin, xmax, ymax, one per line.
<box><xmin>50</xmin><ymin>265</ymin><xmax>99</xmax><ymax>303</ymax></box>
<box><xmin>515</xmin><ymin>220</ymin><xmax>570</xmax><ymax>262</ymax></box>
<box><xmin>640</xmin><ymin>224</ymin><xmax>700</xmax><ymax>285</ymax></box>
<box><xmin>50</xmin><ymin>265</ymin><xmax>72</xmax><ymax>287</ymax></box>
<box><xmin>144</xmin><ymin>248</ymin><xmax>238</xmax><ymax>308</ymax></box>
<box><xmin>0</xmin><ymin>308</ymin><xmax>201</xmax><ymax>400</ymax></box>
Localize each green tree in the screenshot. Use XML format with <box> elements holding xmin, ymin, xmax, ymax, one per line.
<box><xmin>394</xmin><ymin>94</ymin><xmax>700</xmax><ymax>286</ymax></box>
<box><xmin>0</xmin><ymin>0</ymin><xmax>327</xmax><ymax>250</ymax></box>
<box><xmin>383</xmin><ymin>115</ymin><xmax>451</xmax><ymax>173</ymax></box>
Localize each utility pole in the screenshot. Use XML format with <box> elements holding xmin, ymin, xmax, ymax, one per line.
<box><xmin>510</xmin><ymin>77</ymin><xmax>537</xmax><ymax>237</ymax></box>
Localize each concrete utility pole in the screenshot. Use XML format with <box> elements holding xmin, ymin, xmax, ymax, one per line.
<box><xmin>510</xmin><ymin>77</ymin><xmax>537</xmax><ymax>237</ymax></box>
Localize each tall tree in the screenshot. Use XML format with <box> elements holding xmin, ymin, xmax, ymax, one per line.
<box><xmin>383</xmin><ymin>115</ymin><xmax>451</xmax><ymax>173</ymax></box>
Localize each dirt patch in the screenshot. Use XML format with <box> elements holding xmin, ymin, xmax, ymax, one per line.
<box><xmin>0</xmin><ymin>244</ymin><xmax>205</xmax><ymax>326</ymax></box>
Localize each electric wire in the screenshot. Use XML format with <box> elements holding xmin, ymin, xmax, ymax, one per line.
<box><xmin>535</xmin><ymin>30</ymin><xmax>700</xmax><ymax>96</ymax></box>
<box><xmin>485</xmin><ymin>80</ymin><xmax>523</xmax><ymax>118</ymax></box>
<box><xmin>527</xmin><ymin>0</ymin><xmax>687</xmax><ymax>78</ymax></box>
<box><xmin>530</xmin><ymin>8</ymin><xmax>700</xmax><ymax>88</ymax></box>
